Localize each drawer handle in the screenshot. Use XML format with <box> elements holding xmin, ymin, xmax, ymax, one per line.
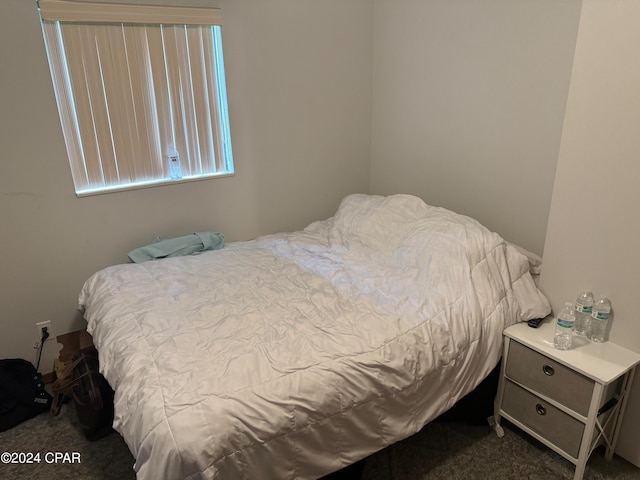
<box><xmin>536</xmin><ymin>404</ymin><xmax>547</xmax><ymax>416</ymax></box>
<box><xmin>542</xmin><ymin>365</ymin><xmax>555</xmax><ymax>376</ymax></box>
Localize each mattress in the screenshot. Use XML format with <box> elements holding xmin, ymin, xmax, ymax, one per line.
<box><xmin>79</xmin><ymin>193</ymin><xmax>550</xmax><ymax>479</ymax></box>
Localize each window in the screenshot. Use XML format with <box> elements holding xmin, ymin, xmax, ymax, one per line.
<box><xmin>38</xmin><ymin>0</ymin><xmax>234</xmax><ymax>196</ymax></box>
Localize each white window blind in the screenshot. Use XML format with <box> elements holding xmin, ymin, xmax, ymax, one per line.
<box><xmin>39</xmin><ymin>0</ymin><xmax>233</xmax><ymax>196</ymax></box>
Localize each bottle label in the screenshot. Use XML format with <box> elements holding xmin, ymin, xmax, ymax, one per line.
<box><xmin>557</xmin><ymin>318</ymin><xmax>573</xmax><ymax>328</ymax></box>
<box><xmin>575</xmin><ymin>304</ymin><xmax>592</xmax><ymax>314</ymax></box>
<box><xmin>591</xmin><ymin>311</ymin><xmax>609</xmax><ymax>320</ymax></box>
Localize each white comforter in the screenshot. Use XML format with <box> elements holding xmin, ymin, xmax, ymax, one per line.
<box><xmin>79</xmin><ymin>194</ymin><xmax>550</xmax><ymax>480</ymax></box>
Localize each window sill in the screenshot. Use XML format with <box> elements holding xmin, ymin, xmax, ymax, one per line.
<box><xmin>75</xmin><ymin>172</ymin><xmax>234</xmax><ymax>198</ymax></box>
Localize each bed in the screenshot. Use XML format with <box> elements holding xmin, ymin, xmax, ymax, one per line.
<box><xmin>79</xmin><ymin>193</ymin><xmax>550</xmax><ymax>479</ymax></box>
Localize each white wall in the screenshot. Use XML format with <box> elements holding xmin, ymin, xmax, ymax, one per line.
<box><xmin>0</xmin><ymin>0</ymin><xmax>373</xmax><ymax>370</ymax></box>
<box><xmin>370</xmin><ymin>0</ymin><xmax>582</xmax><ymax>255</ymax></box>
<box><xmin>539</xmin><ymin>0</ymin><xmax>640</xmax><ymax>466</ymax></box>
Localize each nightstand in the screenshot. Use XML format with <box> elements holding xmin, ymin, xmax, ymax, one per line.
<box><xmin>492</xmin><ymin>317</ymin><xmax>640</xmax><ymax>480</ymax></box>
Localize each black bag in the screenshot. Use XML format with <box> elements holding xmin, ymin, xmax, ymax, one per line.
<box><xmin>51</xmin><ymin>347</ymin><xmax>114</xmax><ymax>441</ymax></box>
<box><xmin>0</xmin><ymin>358</ymin><xmax>53</xmax><ymax>432</ymax></box>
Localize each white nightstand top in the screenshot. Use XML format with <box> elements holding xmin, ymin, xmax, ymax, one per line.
<box><xmin>504</xmin><ymin>317</ymin><xmax>640</xmax><ymax>385</ymax></box>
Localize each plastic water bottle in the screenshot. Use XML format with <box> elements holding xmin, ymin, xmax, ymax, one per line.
<box><xmin>554</xmin><ymin>302</ymin><xmax>575</xmax><ymax>350</ymax></box>
<box><xmin>573</xmin><ymin>291</ymin><xmax>594</xmax><ymax>336</ymax></box>
<box><xmin>167</xmin><ymin>145</ymin><xmax>182</xmax><ymax>180</ymax></box>
<box><xmin>589</xmin><ymin>297</ymin><xmax>611</xmax><ymax>343</ymax></box>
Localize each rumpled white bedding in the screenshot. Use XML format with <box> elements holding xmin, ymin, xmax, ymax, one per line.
<box><xmin>79</xmin><ymin>194</ymin><xmax>550</xmax><ymax>480</ymax></box>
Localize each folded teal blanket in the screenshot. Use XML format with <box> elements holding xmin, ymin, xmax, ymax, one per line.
<box><xmin>128</xmin><ymin>232</ymin><xmax>224</xmax><ymax>263</ymax></box>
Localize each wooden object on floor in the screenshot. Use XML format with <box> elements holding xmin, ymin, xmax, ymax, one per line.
<box><xmin>45</xmin><ymin>329</ymin><xmax>96</xmax><ymax>384</ymax></box>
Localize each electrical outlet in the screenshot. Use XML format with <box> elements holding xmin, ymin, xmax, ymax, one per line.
<box><xmin>34</xmin><ymin>320</ymin><xmax>53</xmax><ymax>348</ymax></box>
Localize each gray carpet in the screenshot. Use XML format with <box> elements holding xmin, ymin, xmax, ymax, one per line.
<box><xmin>0</xmin><ymin>404</ymin><xmax>638</xmax><ymax>480</ymax></box>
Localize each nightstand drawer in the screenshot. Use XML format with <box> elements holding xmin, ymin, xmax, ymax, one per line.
<box><xmin>506</xmin><ymin>341</ymin><xmax>594</xmax><ymax>416</ymax></box>
<box><xmin>502</xmin><ymin>380</ymin><xmax>584</xmax><ymax>458</ymax></box>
